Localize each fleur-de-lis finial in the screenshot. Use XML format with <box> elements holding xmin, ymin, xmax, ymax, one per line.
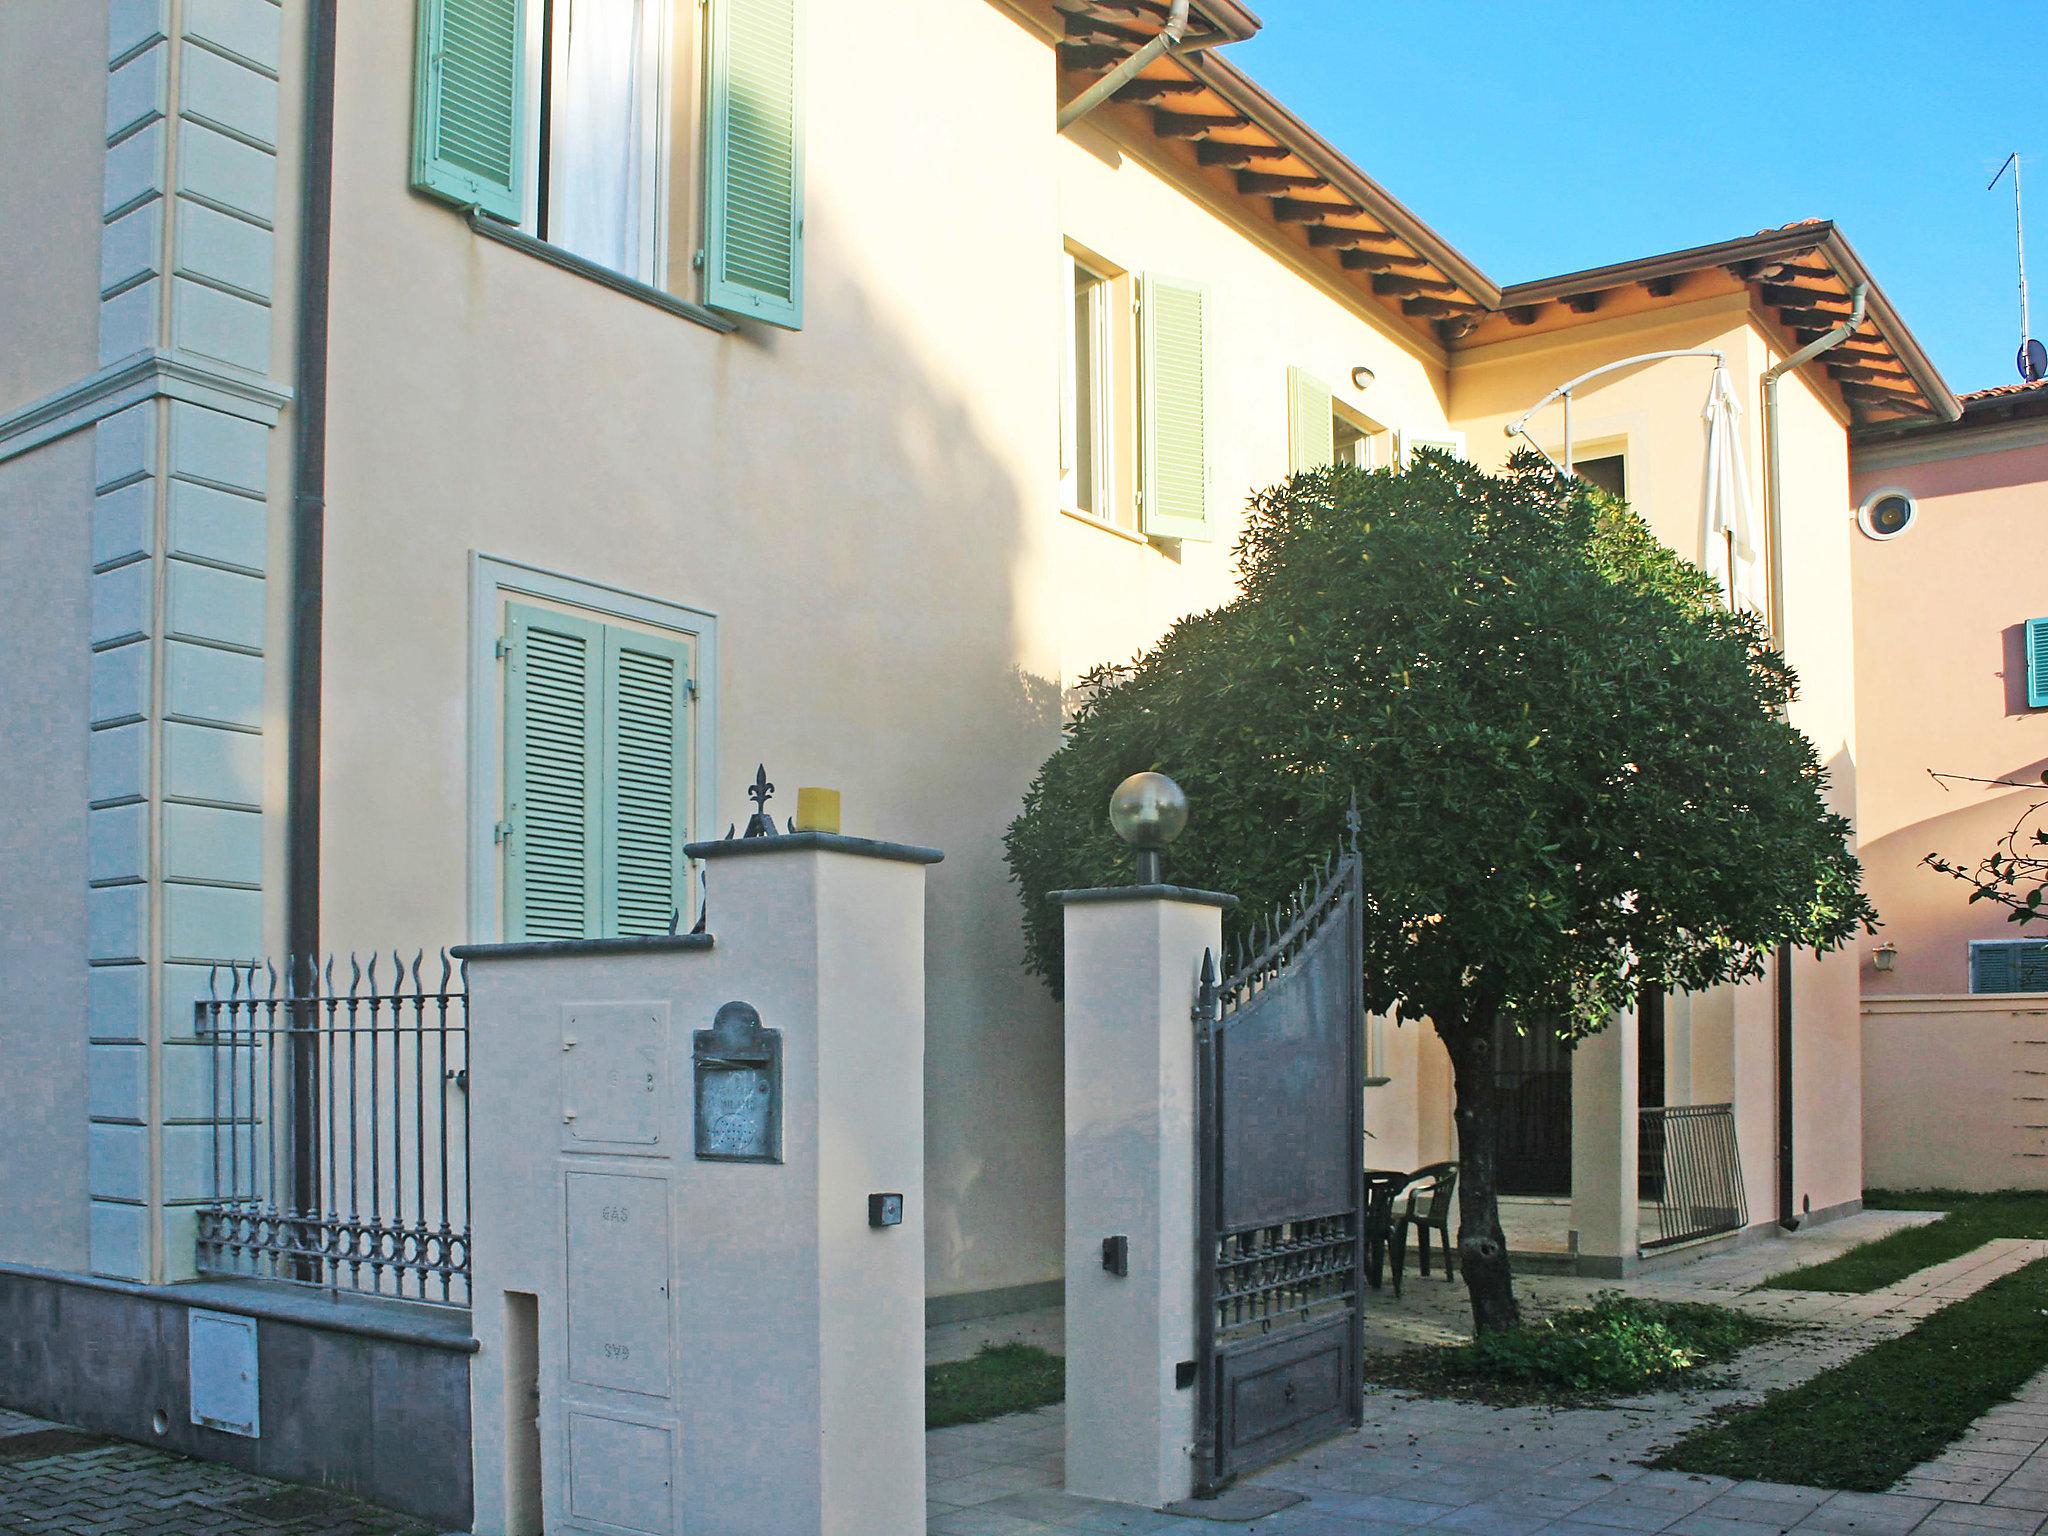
<box><xmin>744</xmin><ymin>764</ymin><xmax>780</xmax><ymax>838</ymax></box>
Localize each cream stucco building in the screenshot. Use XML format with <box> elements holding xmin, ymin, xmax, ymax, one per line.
<box><xmin>0</xmin><ymin>0</ymin><xmax>1989</xmax><ymax>1517</ymax></box>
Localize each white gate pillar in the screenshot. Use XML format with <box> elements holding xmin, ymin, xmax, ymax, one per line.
<box><xmin>463</xmin><ymin>827</ymin><xmax>938</xmax><ymax>1536</ymax></box>
<box><xmin>1571</xmin><ymin>1004</ymin><xmax>1639</xmax><ymax>1276</ymax></box>
<box><xmin>1058</xmin><ymin>881</ymin><xmax>1232</xmax><ymax>1509</ymax></box>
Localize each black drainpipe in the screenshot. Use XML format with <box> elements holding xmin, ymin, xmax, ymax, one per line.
<box><xmin>1776</xmin><ymin>941</ymin><xmax>1799</xmax><ymax>1230</ymax></box>
<box><xmin>287</xmin><ymin>0</ymin><xmax>337</xmax><ymax>1227</ymax></box>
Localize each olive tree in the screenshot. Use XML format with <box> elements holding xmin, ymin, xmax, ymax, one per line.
<box><xmin>1004</xmin><ymin>454</ymin><xmax>1873</xmax><ymax>1335</ymax></box>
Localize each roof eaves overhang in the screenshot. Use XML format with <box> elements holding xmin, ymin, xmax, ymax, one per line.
<box><xmin>1180</xmin><ymin>51</ymin><xmax>1501</xmax><ymax>308</ymax></box>
<box><xmin>1497</xmin><ymin>223</ymin><xmax>1960</xmax><ymax>431</ymax></box>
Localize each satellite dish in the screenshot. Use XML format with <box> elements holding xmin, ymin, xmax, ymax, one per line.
<box><xmin>2022</xmin><ymin>337</ymin><xmax>2048</xmax><ymax>383</ymax></box>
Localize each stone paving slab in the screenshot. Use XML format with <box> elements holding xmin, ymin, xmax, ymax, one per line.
<box><xmin>927</xmin><ymin>1222</ymin><xmax>2048</xmax><ymax>1535</ymax></box>
<box><xmin>0</xmin><ymin>1419</ymin><xmax>436</xmax><ymax>1536</ymax></box>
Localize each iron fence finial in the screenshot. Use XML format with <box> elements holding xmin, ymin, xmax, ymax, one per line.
<box><xmin>744</xmin><ymin>764</ymin><xmax>780</xmax><ymax>838</ymax></box>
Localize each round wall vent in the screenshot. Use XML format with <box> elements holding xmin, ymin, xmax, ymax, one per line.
<box><xmin>1858</xmin><ymin>489</ymin><xmax>1918</xmax><ymax>541</ymax></box>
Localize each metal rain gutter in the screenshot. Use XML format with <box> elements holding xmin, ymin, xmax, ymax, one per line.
<box><xmin>1058</xmin><ymin>0</ymin><xmax>1190</xmax><ymax>131</ymax></box>
<box><xmin>1759</xmin><ymin>278</ymin><xmax>1867</xmax><ymax>1232</ymax></box>
<box><xmin>288</xmin><ymin>0</ymin><xmax>337</xmax><ymax>975</ymax></box>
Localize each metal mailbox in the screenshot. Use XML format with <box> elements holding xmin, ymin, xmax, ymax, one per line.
<box><xmin>692</xmin><ymin>1001</ymin><xmax>781</xmax><ymax>1163</ymax></box>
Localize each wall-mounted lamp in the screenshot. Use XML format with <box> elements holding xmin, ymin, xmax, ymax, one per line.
<box><xmin>1873</xmin><ymin>942</ymin><xmax>1899</xmax><ymax>973</ymax></box>
<box><xmin>1351</xmin><ymin>366</ymin><xmax>1377</xmax><ymax>391</ymax></box>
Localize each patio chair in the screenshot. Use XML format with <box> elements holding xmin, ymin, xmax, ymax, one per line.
<box><xmin>1389</xmin><ymin>1162</ymin><xmax>1458</xmax><ymax>1296</ymax></box>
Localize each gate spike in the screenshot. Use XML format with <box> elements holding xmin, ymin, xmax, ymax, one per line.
<box><xmin>410</xmin><ymin>949</ymin><xmax>426</xmax><ymax>996</ymax></box>
<box><xmin>348</xmin><ymin>952</ymin><xmax>363</xmax><ymax>1000</ymax></box>
<box><xmin>437</xmin><ymin>948</ymin><xmax>453</xmax><ymax>995</ymax></box>
<box><xmin>390</xmin><ymin>950</ymin><xmax>405</xmax><ymax>998</ymax></box>
<box><xmin>367</xmin><ymin>952</ymin><xmax>380</xmax><ymax>995</ymax></box>
<box><xmin>264</xmin><ymin>959</ymin><xmax>278</xmax><ymax>1002</ymax></box>
<box><xmin>323</xmin><ymin>955</ymin><xmax>336</xmax><ymax>993</ymax></box>
<box><xmin>206</xmin><ymin>962</ymin><xmax>220</xmax><ymax>1004</ymax></box>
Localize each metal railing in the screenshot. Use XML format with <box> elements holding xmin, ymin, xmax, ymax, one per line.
<box><xmin>194</xmin><ymin>953</ymin><xmax>470</xmax><ymax>1307</ymax></box>
<box><xmin>1638</xmin><ymin>1103</ymin><xmax>1747</xmax><ymax>1251</ymax></box>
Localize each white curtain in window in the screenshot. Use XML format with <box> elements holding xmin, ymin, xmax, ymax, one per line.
<box><xmin>552</xmin><ymin>0</ymin><xmax>650</xmax><ymax>277</ymax></box>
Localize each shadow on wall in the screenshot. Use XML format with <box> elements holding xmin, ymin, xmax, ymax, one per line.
<box><xmin>319</xmin><ymin>183</ymin><xmax>1101</xmax><ymax>1302</ymax></box>
<box><xmin>1865</xmin><ymin>781</ymin><xmax>2048</xmax><ymax>994</ymax></box>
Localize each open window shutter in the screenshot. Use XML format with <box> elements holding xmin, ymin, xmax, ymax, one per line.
<box><xmin>1140</xmin><ymin>274</ymin><xmax>1213</xmax><ymax>541</ymax></box>
<box><xmin>2027</xmin><ymin>618</ymin><xmax>2048</xmax><ymax>709</ymax></box>
<box><xmin>505</xmin><ymin>604</ymin><xmax>604</xmax><ymax>940</ymax></box>
<box><xmin>704</xmin><ymin>0</ymin><xmax>805</xmax><ymax>329</ymax></box>
<box><xmin>411</xmin><ymin>0</ymin><xmax>527</xmax><ymax>223</ymax></box>
<box><xmin>601</xmin><ymin>626</ymin><xmax>693</xmax><ymax>937</ymax></box>
<box><xmin>1288</xmin><ymin>366</ymin><xmax>1334</xmax><ymax>473</ymax></box>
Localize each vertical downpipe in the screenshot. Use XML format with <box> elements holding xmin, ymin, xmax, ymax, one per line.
<box><xmin>287</xmin><ymin>0</ymin><xmax>338</xmax><ymax>1232</ymax></box>
<box><xmin>1760</xmin><ymin>280</ymin><xmax>1867</xmax><ymax>1232</ymax></box>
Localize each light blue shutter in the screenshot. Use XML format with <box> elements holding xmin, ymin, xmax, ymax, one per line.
<box><xmin>1140</xmin><ymin>274</ymin><xmax>1213</xmax><ymax>541</ymax></box>
<box><xmin>2027</xmin><ymin>617</ymin><xmax>2048</xmax><ymax>709</ymax></box>
<box><xmin>412</xmin><ymin>0</ymin><xmax>527</xmax><ymax>223</ymax></box>
<box><xmin>1972</xmin><ymin>942</ymin><xmax>2048</xmax><ymax>994</ymax></box>
<box><xmin>704</xmin><ymin>0</ymin><xmax>806</xmax><ymax>329</ymax></box>
<box><xmin>505</xmin><ymin>604</ymin><xmax>604</xmax><ymax>940</ymax></box>
<box><xmin>601</xmin><ymin>626</ymin><xmax>693</xmax><ymax>937</ymax></box>
<box><xmin>1288</xmin><ymin>366</ymin><xmax>1334</xmax><ymax>473</ymax></box>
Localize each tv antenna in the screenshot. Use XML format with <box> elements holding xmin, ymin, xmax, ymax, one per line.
<box><xmin>1989</xmin><ymin>152</ymin><xmax>2047</xmax><ymax>382</ymax></box>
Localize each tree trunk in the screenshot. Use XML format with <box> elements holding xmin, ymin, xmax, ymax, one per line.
<box><xmin>1443</xmin><ymin>1013</ymin><xmax>1522</xmax><ymax>1335</ymax></box>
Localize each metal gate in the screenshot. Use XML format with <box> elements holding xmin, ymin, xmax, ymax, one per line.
<box><xmin>1193</xmin><ymin>838</ymin><xmax>1366</xmax><ymax>1494</ymax></box>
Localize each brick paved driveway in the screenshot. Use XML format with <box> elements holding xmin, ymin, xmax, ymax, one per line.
<box><xmin>0</xmin><ymin>1410</ymin><xmax>433</xmax><ymax>1536</ymax></box>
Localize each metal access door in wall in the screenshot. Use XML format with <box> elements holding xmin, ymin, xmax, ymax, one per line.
<box><xmin>1193</xmin><ymin>841</ymin><xmax>1367</xmax><ymax>1494</ymax></box>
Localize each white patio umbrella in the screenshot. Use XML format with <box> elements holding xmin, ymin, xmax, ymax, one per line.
<box><xmin>1701</xmin><ymin>363</ymin><xmax>1762</xmax><ymax>615</ymax></box>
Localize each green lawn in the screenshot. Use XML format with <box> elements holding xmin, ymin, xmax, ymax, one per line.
<box><xmin>1658</xmin><ymin>1256</ymin><xmax>2048</xmax><ymax>1489</ymax></box>
<box><xmin>1364</xmin><ymin>1293</ymin><xmax>1782</xmax><ymax>1406</ymax></box>
<box><xmin>1764</xmin><ymin>1190</ymin><xmax>2048</xmax><ymax>1293</ymax></box>
<box><xmin>926</xmin><ymin>1344</ymin><xmax>1064</xmax><ymax>1428</ymax></box>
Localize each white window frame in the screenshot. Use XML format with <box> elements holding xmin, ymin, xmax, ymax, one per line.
<box><xmin>1398</xmin><ymin>427</ymin><xmax>1467</xmax><ymax>467</ymax></box>
<box><xmin>515</xmin><ymin>0</ymin><xmax>674</xmax><ymax>285</ymax></box>
<box><xmin>1332</xmin><ymin>400</ymin><xmax>1383</xmax><ymax>470</ymax></box>
<box><xmin>467</xmin><ymin>553</ymin><xmax>718</xmax><ymax>943</ymax></box>
<box><xmin>1061</xmin><ymin>249</ymin><xmax>1121</xmax><ymax>528</ymax></box>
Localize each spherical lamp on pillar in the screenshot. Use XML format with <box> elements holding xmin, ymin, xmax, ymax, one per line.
<box><xmin>1108</xmin><ymin>771</ymin><xmax>1189</xmax><ymax>885</ymax></box>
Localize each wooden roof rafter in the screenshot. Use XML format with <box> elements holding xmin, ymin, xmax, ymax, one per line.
<box><xmin>1046</xmin><ymin>9</ymin><xmax>1960</xmax><ymax>425</ymax></box>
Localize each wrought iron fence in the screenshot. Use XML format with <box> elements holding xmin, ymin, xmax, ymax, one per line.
<box><xmin>194</xmin><ymin>953</ymin><xmax>470</xmax><ymax>1307</ymax></box>
<box><xmin>1638</xmin><ymin>1102</ymin><xmax>1747</xmax><ymax>1251</ymax></box>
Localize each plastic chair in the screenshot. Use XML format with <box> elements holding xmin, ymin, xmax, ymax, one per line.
<box><xmin>1389</xmin><ymin>1162</ymin><xmax>1459</xmax><ymax>1295</ymax></box>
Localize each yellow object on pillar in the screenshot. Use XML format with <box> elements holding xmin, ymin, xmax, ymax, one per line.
<box><xmin>795</xmin><ymin>787</ymin><xmax>841</xmax><ymax>834</ymax></box>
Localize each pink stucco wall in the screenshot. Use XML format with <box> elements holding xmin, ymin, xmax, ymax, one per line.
<box><xmin>1852</xmin><ymin>431</ymin><xmax>2048</xmax><ymax>996</ymax></box>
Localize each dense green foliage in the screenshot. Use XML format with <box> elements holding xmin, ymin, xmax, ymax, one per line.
<box><xmin>1365</xmin><ymin>1293</ymin><xmax>1780</xmax><ymax>1403</ymax></box>
<box><xmin>1004</xmin><ymin>454</ymin><xmax>1874</xmax><ymax>1332</ymax></box>
<box><xmin>1659</xmin><ymin>1257</ymin><xmax>2048</xmax><ymax>1489</ymax></box>
<box><xmin>1005</xmin><ymin>455</ymin><xmax>1872</xmax><ymax>1034</ymax></box>
<box><xmin>1767</xmin><ymin>1189</ymin><xmax>2048</xmax><ymax>1293</ymax></box>
<box><xmin>925</xmin><ymin>1344</ymin><xmax>1064</xmax><ymax>1429</ymax></box>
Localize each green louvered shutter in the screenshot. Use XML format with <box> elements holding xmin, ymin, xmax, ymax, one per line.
<box><xmin>411</xmin><ymin>0</ymin><xmax>527</xmax><ymax>223</ymax></box>
<box><xmin>1289</xmin><ymin>366</ymin><xmax>1334</xmax><ymax>473</ymax></box>
<box><xmin>704</xmin><ymin>0</ymin><xmax>805</xmax><ymax>329</ymax></box>
<box><xmin>505</xmin><ymin>604</ymin><xmax>604</xmax><ymax>940</ymax></box>
<box><xmin>601</xmin><ymin>626</ymin><xmax>693</xmax><ymax>937</ymax></box>
<box><xmin>1140</xmin><ymin>274</ymin><xmax>1213</xmax><ymax>541</ymax></box>
<box><xmin>2027</xmin><ymin>617</ymin><xmax>2048</xmax><ymax>709</ymax></box>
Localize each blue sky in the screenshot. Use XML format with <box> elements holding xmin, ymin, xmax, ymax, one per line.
<box><xmin>1230</xmin><ymin>2</ymin><xmax>2045</xmax><ymax>395</ymax></box>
